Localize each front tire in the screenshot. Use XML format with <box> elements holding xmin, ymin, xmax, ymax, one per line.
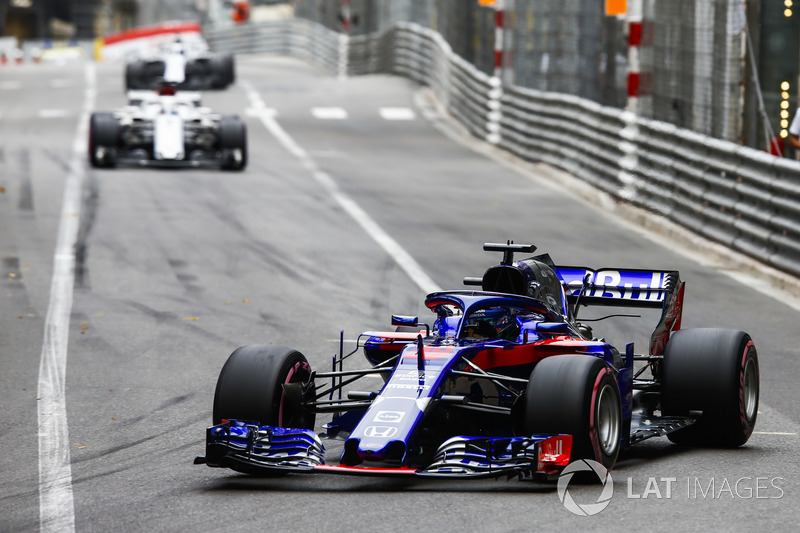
<box><xmin>524</xmin><ymin>354</ymin><xmax>622</xmax><ymax>469</ymax></box>
<box><xmin>88</xmin><ymin>112</ymin><xmax>119</xmax><ymax>168</ymax></box>
<box><xmin>662</xmin><ymin>328</ymin><xmax>759</xmax><ymax>447</ymax></box>
<box><xmin>212</xmin><ymin>345</ymin><xmax>315</xmax><ymax>429</ymax></box>
<box><xmin>218</xmin><ymin>115</ymin><xmax>247</xmax><ymax>170</ymax></box>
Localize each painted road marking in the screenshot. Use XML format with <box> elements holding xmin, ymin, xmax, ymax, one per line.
<box><xmin>37</xmin><ymin>62</ymin><xmax>95</xmax><ymax>533</ymax></box>
<box><xmin>312</xmin><ymin>107</ymin><xmax>348</xmax><ymax>120</ymax></box>
<box><xmin>380</xmin><ymin>107</ymin><xmax>416</xmax><ymax>120</ymax></box>
<box><xmin>0</xmin><ymin>80</ymin><xmax>22</xmax><ymax>90</ymax></box>
<box><xmin>245</xmin><ymin>107</ymin><xmax>276</xmax><ymax>118</ymax></box>
<box><xmin>248</xmin><ymin>106</ymin><xmax>416</xmax><ymax>121</ymax></box>
<box><xmin>242</xmin><ymin>81</ymin><xmax>440</xmax><ymax>295</ymax></box>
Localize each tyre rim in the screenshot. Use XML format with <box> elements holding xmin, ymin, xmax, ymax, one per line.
<box><xmin>742</xmin><ymin>356</ymin><xmax>758</xmax><ymax>421</ymax></box>
<box><xmin>278</xmin><ymin>360</ymin><xmax>311</xmax><ymax>428</ymax></box>
<box><xmin>597</xmin><ymin>384</ymin><xmax>621</xmax><ymax>456</ymax></box>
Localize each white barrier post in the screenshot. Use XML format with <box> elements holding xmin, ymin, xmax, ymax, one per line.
<box><xmin>625</xmin><ymin>0</ymin><xmax>652</xmax><ymax>114</ymax></box>
<box><xmin>337</xmin><ymin>0</ymin><xmax>351</xmax><ymax>81</ymax></box>
<box><xmin>487</xmin><ymin>0</ymin><xmax>505</xmax><ymax>145</ymax></box>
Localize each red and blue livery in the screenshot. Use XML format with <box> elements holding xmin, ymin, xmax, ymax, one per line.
<box><xmin>196</xmin><ymin>242</ymin><xmax>759</xmax><ymax>480</ymax></box>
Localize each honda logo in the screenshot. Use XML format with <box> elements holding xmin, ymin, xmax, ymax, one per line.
<box><xmin>363</xmin><ymin>426</ymin><xmax>398</xmax><ymax>438</ymax></box>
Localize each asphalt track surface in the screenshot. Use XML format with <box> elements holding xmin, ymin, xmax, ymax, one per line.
<box><xmin>1</xmin><ymin>55</ymin><xmax>799</xmax><ymax>532</ymax></box>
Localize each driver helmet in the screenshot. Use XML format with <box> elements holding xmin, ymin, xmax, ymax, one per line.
<box><xmin>462</xmin><ymin>307</ymin><xmax>506</xmax><ymax>339</ymax></box>
<box><xmin>524</xmin><ymin>261</ymin><xmax>566</xmax><ymax>317</ymax></box>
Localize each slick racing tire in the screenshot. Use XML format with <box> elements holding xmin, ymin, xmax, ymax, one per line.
<box><xmin>208</xmin><ymin>57</ymin><xmax>224</xmax><ymax>88</ymax></box>
<box><xmin>88</xmin><ymin>112</ymin><xmax>119</xmax><ymax>168</ymax></box>
<box><xmin>124</xmin><ymin>61</ymin><xmax>144</xmax><ymax>91</ymax></box>
<box><xmin>524</xmin><ymin>354</ymin><xmax>622</xmax><ymax>470</ymax></box>
<box><xmin>210</xmin><ymin>54</ymin><xmax>235</xmax><ymax>88</ymax></box>
<box><xmin>661</xmin><ymin>328</ymin><xmax>759</xmax><ymax>447</ymax></box>
<box><xmin>219</xmin><ymin>115</ymin><xmax>247</xmax><ymax>170</ymax></box>
<box><xmin>213</xmin><ymin>345</ymin><xmax>316</xmax><ymax>430</ymax></box>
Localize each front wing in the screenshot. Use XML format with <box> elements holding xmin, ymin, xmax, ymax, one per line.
<box><xmin>196</xmin><ymin>420</ymin><xmax>572</xmax><ymax>481</ymax></box>
<box><xmin>113</xmin><ymin>154</ymin><xmax>227</xmax><ymax>169</ymax></box>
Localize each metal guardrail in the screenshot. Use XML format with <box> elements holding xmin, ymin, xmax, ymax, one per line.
<box><xmin>206</xmin><ymin>19</ymin><xmax>344</xmax><ymax>76</ymax></box>
<box><xmin>206</xmin><ymin>19</ymin><xmax>800</xmax><ymax>279</ymax></box>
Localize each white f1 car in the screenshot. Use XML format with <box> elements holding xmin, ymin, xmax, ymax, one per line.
<box><xmin>125</xmin><ymin>39</ymin><xmax>234</xmax><ymax>91</ymax></box>
<box><xmin>89</xmin><ymin>85</ymin><xmax>247</xmax><ymax>170</ymax></box>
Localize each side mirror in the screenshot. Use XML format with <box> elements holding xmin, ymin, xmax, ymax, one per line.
<box><xmin>391</xmin><ymin>315</ymin><xmax>418</xmax><ymax>327</ymax></box>
<box><xmin>535</xmin><ymin>322</ymin><xmax>572</xmax><ymax>334</ymax></box>
<box><xmin>391</xmin><ymin>315</ymin><xmax>429</xmax><ymax>335</ymax></box>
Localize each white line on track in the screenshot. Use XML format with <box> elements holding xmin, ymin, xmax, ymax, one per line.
<box><xmin>242</xmin><ymin>81</ymin><xmax>440</xmax><ymax>295</ymax></box>
<box><xmin>311</xmin><ymin>107</ymin><xmax>348</xmax><ymax>120</ymax></box>
<box><xmin>379</xmin><ymin>107</ymin><xmax>416</xmax><ymax>121</ymax></box>
<box><xmin>37</xmin><ymin>61</ymin><xmax>95</xmax><ymax>533</ymax></box>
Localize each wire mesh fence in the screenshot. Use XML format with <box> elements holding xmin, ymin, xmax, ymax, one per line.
<box><xmin>645</xmin><ymin>0</ymin><xmax>745</xmax><ymax>142</ymax></box>
<box><xmin>503</xmin><ymin>0</ymin><xmax>625</xmax><ymax>107</ymax></box>
<box><xmin>292</xmin><ymin>0</ymin><xmax>751</xmax><ymax>145</ymax></box>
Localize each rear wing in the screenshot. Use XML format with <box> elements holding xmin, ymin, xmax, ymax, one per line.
<box><xmin>554</xmin><ymin>267</ymin><xmax>680</xmax><ymax>309</ymax></box>
<box><xmin>462</xmin><ymin>243</ymin><xmax>685</xmax><ymax>355</ymax></box>
<box><xmin>554</xmin><ymin>266</ymin><xmax>685</xmax><ymax>355</ymax></box>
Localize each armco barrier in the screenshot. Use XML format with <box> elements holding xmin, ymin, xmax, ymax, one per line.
<box><xmin>206</xmin><ymin>19</ymin><xmax>343</xmax><ymax>76</ymax></box>
<box><xmin>206</xmin><ymin>19</ymin><xmax>800</xmax><ymax>279</ymax></box>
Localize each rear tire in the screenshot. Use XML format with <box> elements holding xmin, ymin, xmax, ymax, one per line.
<box><xmin>662</xmin><ymin>328</ymin><xmax>759</xmax><ymax>447</ymax></box>
<box><xmin>212</xmin><ymin>345</ymin><xmax>315</xmax><ymax>429</ymax></box>
<box><xmin>524</xmin><ymin>354</ymin><xmax>622</xmax><ymax>469</ymax></box>
<box><xmin>88</xmin><ymin>112</ymin><xmax>119</xmax><ymax>168</ymax></box>
<box><xmin>219</xmin><ymin>115</ymin><xmax>247</xmax><ymax>170</ymax></box>
<box><xmin>125</xmin><ymin>61</ymin><xmax>144</xmax><ymax>91</ymax></box>
<box><xmin>223</xmin><ymin>55</ymin><xmax>235</xmax><ymax>85</ymax></box>
<box><xmin>210</xmin><ymin>54</ymin><xmax>235</xmax><ymax>88</ymax></box>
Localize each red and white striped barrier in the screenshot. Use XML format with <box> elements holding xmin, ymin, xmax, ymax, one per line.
<box><xmin>626</xmin><ymin>0</ymin><xmax>653</xmax><ymax>113</ymax></box>
<box><xmin>493</xmin><ymin>0</ymin><xmax>505</xmax><ymax>78</ymax></box>
<box><xmin>476</xmin><ymin>0</ymin><xmax>506</xmax><ymax>145</ymax></box>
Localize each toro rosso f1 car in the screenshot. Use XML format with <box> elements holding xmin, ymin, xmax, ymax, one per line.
<box><xmin>89</xmin><ymin>85</ymin><xmax>246</xmax><ymax>170</ymax></box>
<box><xmin>195</xmin><ymin>242</ymin><xmax>759</xmax><ymax>480</ymax></box>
